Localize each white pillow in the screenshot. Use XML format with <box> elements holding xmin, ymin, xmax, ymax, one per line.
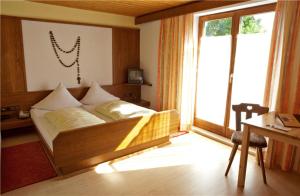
<box><xmin>80</xmin><ymin>81</ymin><xmax>119</xmax><ymax>105</ymax></box>
<box><xmin>32</xmin><ymin>83</ymin><xmax>82</xmax><ymax>110</ymax></box>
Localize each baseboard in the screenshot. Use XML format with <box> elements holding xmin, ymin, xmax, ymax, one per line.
<box><xmin>192</xmin><ymin>126</ymin><xmax>256</xmax><ymax>156</ymax></box>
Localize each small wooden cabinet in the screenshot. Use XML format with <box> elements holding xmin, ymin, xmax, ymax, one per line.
<box><xmin>1</xmin><ymin>118</ymin><xmax>33</xmax><ymax>131</ymax></box>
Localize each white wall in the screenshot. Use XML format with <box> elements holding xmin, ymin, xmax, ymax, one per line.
<box><xmin>22</xmin><ymin>20</ymin><xmax>112</xmax><ymax>91</ymax></box>
<box><xmin>139</xmin><ymin>21</ymin><xmax>161</xmax><ymax>109</ymax></box>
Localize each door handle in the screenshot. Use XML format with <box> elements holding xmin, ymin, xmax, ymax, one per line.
<box><xmin>230</xmin><ymin>73</ymin><xmax>234</xmax><ymax>83</ymax></box>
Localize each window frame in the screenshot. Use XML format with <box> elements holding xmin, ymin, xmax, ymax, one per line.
<box><xmin>194</xmin><ymin>3</ymin><xmax>276</xmax><ymax>138</ymax></box>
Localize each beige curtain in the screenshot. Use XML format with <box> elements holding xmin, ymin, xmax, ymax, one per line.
<box><xmin>156</xmin><ymin>14</ymin><xmax>196</xmax><ymax>130</ymax></box>
<box><xmin>266</xmin><ymin>0</ymin><xmax>300</xmax><ymax>173</ymax></box>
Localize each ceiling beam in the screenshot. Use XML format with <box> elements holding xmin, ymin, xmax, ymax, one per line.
<box><xmin>135</xmin><ymin>0</ymin><xmax>250</xmax><ymax>24</ymax></box>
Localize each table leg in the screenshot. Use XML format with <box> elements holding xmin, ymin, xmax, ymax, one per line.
<box><xmin>238</xmin><ymin>125</ymin><xmax>250</xmax><ymax>187</ymax></box>
<box><xmin>265</xmin><ymin>139</ymin><xmax>274</xmax><ymax>169</ymax></box>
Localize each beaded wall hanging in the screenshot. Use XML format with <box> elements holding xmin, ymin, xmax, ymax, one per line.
<box><xmin>49</xmin><ymin>31</ymin><xmax>81</xmax><ymax>84</ymax></box>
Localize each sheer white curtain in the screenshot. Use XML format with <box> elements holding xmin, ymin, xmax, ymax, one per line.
<box><xmin>180</xmin><ymin>16</ymin><xmax>197</xmax><ymax>130</ymax></box>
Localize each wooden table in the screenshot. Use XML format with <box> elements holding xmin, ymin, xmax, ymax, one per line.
<box><xmin>238</xmin><ymin>112</ymin><xmax>300</xmax><ymax>188</ymax></box>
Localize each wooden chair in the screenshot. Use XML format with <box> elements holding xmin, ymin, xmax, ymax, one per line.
<box><xmin>225</xmin><ymin>103</ymin><xmax>269</xmax><ymax>184</ymax></box>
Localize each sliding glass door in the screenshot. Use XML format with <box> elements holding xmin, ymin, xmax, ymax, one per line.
<box><xmin>229</xmin><ymin>12</ymin><xmax>275</xmax><ymax>132</ymax></box>
<box><xmin>195</xmin><ymin>17</ymin><xmax>232</xmax><ymax>135</ymax></box>
<box><xmin>194</xmin><ymin>4</ymin><xmax>276</xmax><ymax>137</ymax></box>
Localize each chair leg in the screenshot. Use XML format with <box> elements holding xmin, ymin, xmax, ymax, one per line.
<box><xmin>256</xmin><ymin>148</ymin><xmax>260</xmax><ymax>166</ymax></box>
<box><xmin>258</xmin><ymin>148</ymin><xmax>267</xmax><ymax>184</ymax></box>
<box><xmin>228</xmin><ymin>144</ymin><xmax>236</xmax><ymax>160</ymax></box>
<box><xmin>225</xmin><ymin>144</ymin><xmax>238</xmax><ymax>176</ymax></box>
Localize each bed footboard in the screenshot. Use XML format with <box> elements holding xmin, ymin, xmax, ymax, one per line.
<box><xmin>52</xmin><ymin>110</ymin><xmax>179</xmax><ymax>174</ymax></box>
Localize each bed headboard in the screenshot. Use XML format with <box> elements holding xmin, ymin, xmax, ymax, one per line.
<box><xmin>1</xmin><ymin>84</ymin><xmax>140</xmax><ymax>111</ymax></box>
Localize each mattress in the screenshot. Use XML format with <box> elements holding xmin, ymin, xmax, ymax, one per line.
<box><xmin>31</xmin><ymin>106</ymin><xmax>112</xmax><ymax>151</ymax></box>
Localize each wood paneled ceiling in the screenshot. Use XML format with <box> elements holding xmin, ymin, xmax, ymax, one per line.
<box><xmin>32</xmin><ymin>0</ymin><xmax>195</xmax><ymax>17</ymax></box>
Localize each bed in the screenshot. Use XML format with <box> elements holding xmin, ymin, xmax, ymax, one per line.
<box><xmin>27</xmin><ymin>84</ymin><xmax>180</xmax><ymax>175</ymax></box>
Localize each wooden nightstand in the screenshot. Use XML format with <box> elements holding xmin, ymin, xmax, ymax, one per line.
<box><xmin>1</xmin><ymin>118</ymin><xmax>33</xmax><ymax>131</ymax></box>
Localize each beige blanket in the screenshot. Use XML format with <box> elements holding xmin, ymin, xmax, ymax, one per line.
<box><xmin>45</xmin><ymin>107</ymin><xmax>104</xmax><ymax>132</ymax></box>
<box><xmin>95</xmin><ymin>100</ymin><xmax>155</xmax><ymax>120</ymax></box>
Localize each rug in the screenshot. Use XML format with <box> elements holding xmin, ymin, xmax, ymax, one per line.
<box><xmin>1</xmin><ymin>141</ymin><xmax>57</xmax><ymax>193</ymax></box>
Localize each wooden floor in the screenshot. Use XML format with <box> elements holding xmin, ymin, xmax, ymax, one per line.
<box><xmin>1</xmin><ymin>131</ymin><xmax>300</xmax><ymax>196</ymax></box>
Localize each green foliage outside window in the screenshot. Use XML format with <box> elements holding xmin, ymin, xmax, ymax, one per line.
<box><xmin>205</xmin><ymin>18</ymin><xmax>232</xmax><ymax>36</ymax></box>
<box><xmin>205</xmin><ymin>16</ymin><xmax>265</xmax><ymax>36</ymax></box>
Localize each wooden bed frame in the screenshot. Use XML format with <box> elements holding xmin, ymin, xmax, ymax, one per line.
<box><xmin>2</xmin><ymin>85</ymin><xmax>180</xmax><ymax>175</ymax></box>
<box><xmin>41</xmin><ymin>109</ymin><xmax>179</xmax><ymax>175</ymax></box>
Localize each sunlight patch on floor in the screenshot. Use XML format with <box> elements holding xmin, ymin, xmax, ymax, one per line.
<box><xmin>95</xmin><ymin>132</ymin><xmax>230</xmax><ymax>174</ymax></box>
